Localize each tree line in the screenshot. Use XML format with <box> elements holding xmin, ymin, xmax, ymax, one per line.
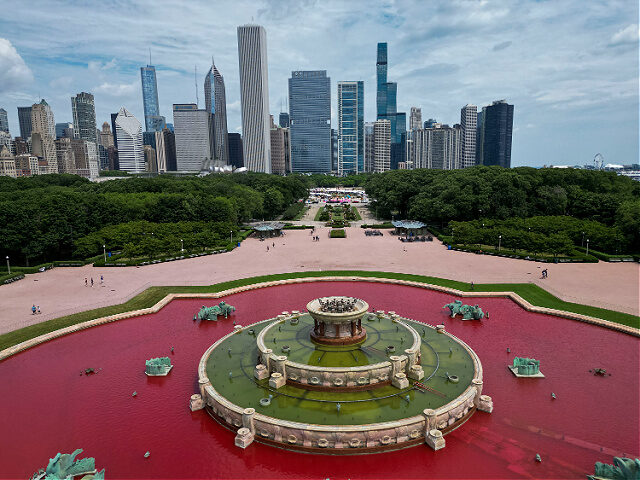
<box><xmin>0</xmin><ymin>173</ymin><xmax>307</xmax><ymax>265</ymax></box>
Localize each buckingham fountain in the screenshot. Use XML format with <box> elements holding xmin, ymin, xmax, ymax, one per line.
<box><xmin>193</xmin><ymin>296</ymin><xmax>493</xmax><ymax>453</ymax></box>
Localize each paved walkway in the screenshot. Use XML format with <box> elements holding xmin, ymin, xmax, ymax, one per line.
<box><xmin>1</xmin><ymin>228</ymin><xmax>637</xmax><ymax>335</ymax></box>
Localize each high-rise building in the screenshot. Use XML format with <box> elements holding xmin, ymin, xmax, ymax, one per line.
<box><xmin>331</xmin><ymin>129</ymin><xmax>338</xmax><ymax>172</ymax></box>
<box><xmin>154</xmin><ymin>130</ymin><xmax>166</xmax><ymax>172</ymax></box>
<box><xmin>411</xmin><ymin>123</ymin><xmax>462</xmax><ymax>170</ymax></box>
<box><xmin>237</xmin><ymin>24</ymin><xmax>271</xmax><ymax>173</ymax></box>
<box><xmin>14</xmin><ymin>137</ymin><xmax>29</xmax><ymax>155</ymax></box>
<box><xmin>228</xmin><ymin>133</ymin><xmax>243</xmax><ymax>168</ymax></box>
<box><xmin>477</xmin><ymin>100</ymin><xmax>514</xmax><ymax>168</ymax></box>
<box><xmin>55</xmin><ymin>122</ymin><xmax>73</xmax><ymax>139</ymax></box>
<box><xmin>0</xmin><ymin>108</ymin><xmax>8</xmax><ymax>133</ymax></box>
<box><xmin>204</xmin><ymin>61</ymin><xmax>230</xmax><ymax>164</ymax></box>
<box><xmin>173</xmin><ymin>103</ymin><xmax>211</xmax><ymax>172</ymax></box>
<box><xmin>99</xmin><ymin>122</ymin><xmax>114</xmax><ymax>148</ymax></box>
<box><xmin>270</xmin><ymin>115</ymin><xmax>290</xmax><ymax>175</ymax></box>
<box><xmin>376</xmin><ymin>42</ymin><xmax>405</xmax><ymax>169</ymax></box>
<box><xmin>114</xmin><ymin>107</ymin><xmax>144</xmax><ymax>173</ymax></box>
<box><xmin>288</xmin><ymin>70</ymin><xmax>331</xmax><ymax>173</ymax></box>
<box><xmin>140</xmin><ymin>65</ymin><xmax>166</xmax><ymax>132</ymax></box>
<box><xmin>160</xmin><ymin>127</ymin><xmax>176</xmax><ymax>171</ymax></box>
<box><xmin>373</xmin><ymin>119</ymin><xmax>391</xmax><ymax>173</ymax></box>
<box><xmin>71</xmin><ymin>92</ymin><xmax>97</xmax><ymax>144</ymax></box>
<box><xmin>0</xmin><ymin>131</ymin><xmax>13</xmax><ymax>156</ymax></box>
<box><xmin>475</xmin><ymin>110</ymin><xmax>483</xmax><ymax>165</ymax></box>
<box><xmin>14</xmin><ymin>154</ymin><xmax>39</xmax><ymax>176</ymax></box>
<box><xmin>460</xmin><ymin>104</ymin><xmax>477</xmax><ymax>168</ymax></box>
<box><xmin>424</xmin><ymin>118</ymin><xmax>437</xmax><ymax>129</ymax></box>
<box><xmin>0</xmin><ymin>146</ymin><xmax>17</xmax><ymax>178</ymax></box>
<box><xmin>364</xmin><ymin>122</ymin><xmax>375</xmax><ymax>173</ymax></box>
<box><xmin>31</xmin><ymin>100</ymin><xmax>58</xmax><ymax>173</ymax></box>
<box><xmin>18</xmin><ymin>106</ymin><xmax>32</xmax><ymax>139</ymax></box>
<box><xmin>143</xmin><ymin>145</ymin><xmax>157</xmax><ymax>172</ymax></box>
<box><xmin>279</xmin><ymin>112</ymin><xmax>290</xmax><ymax>128</ymax></box>
<box><xmin>55</xmin><ymin>137</ymin><xmax>75</xmax><ymax>174</ymax></box>
<box><xmin>337</xmin><ymin>81</ymin><xmax>364</xmax><ymax>175</ymax></box>
<box><xmin>410</xmin><ymin>107</ymin><xmax>422</xmax><ymax>131</ymax></box>
<box><xmin>69</xmin><ymin>138</ymin><xmax>98</xmax><ymax>178</ymax></box>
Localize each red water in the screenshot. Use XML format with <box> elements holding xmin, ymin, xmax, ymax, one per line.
<box><xmin>0</xmin><ymin>281</ymin><xmax>638</xmax><ymax>479</ymax></box>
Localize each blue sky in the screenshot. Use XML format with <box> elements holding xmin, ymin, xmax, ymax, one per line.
<box><xmin>0</xmin><ymin>0</ymin><xmax>638</xmax><ymax>167</ymax></box>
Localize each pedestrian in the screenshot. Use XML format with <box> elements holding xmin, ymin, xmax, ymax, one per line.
<box><xmin>267</xmin><ymin>245</ymin><xmax>269</xmax><ymax>252</ymax></box>
<box><xmin>84</xmin><ymin>277</ymin><xmax>88</xmax><ymax>287</ymax></box>
<box><xmin>36</xmin><ymin>305</ymin><xmax>41</xmax><ymax>314</ymax></box>
<box><xmin>100</xmin><ymin>275</ymin><xmax>104</xmax><ymax>284</ymax></box>
<box><xmin>471</xmin><ymin>281</ymin><xmax>475</xmax><ymax>290</ymax></box>
<box><xmin>31</xmin><ymin>304</ymin><xmax>36</xmax><ymax>315</ymax></box>
<box><xmin>272</xmin><ymin>242</ymin><xmax>275</xmax><ymax>248</ymax></box>
<box><xmin>91</xmin><ymin>277</ymin><xmax>94</xmax><ymax>287</ymax></box>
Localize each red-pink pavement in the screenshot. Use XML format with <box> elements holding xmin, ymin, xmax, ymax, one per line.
<box><xmin>0</xmin><ymin>228</ymin><xmax>638</xmax><ymax>335</ymax></box>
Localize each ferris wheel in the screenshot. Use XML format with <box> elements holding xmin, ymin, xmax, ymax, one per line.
<box><xmin>593</xmin><ymin>153</ymin><xmax>604</xmax><ymax>170</ymax></box>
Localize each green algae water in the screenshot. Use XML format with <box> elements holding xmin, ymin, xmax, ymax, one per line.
<box><xmin>205</xmin><ymin>314</ymin><xmax>475</xmax><ymax>425</ymax></box>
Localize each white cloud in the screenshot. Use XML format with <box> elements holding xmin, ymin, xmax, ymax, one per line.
<box><xmin>609</xmin><ymin>24</ymin><xmax>639</xmax><ymax>46</ymax></box>
<box><xmin>93</xmin><ymin>82</ymin><xmax>137</xmax><ymax>97</ymax></box>
<box><xmin>0</xmin><ymin>37</ymin><xmax>33</xmax><ymax>93</ymax></box>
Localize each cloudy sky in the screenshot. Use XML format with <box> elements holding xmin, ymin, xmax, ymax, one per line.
<box><xmin>0</xmin><ymin>0</ymin><xmax>637</xmax><ymax>167</ymax></box>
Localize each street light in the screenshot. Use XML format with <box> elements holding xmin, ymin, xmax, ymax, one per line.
<box><xmin>180</xmin><ymin>239</ymin><xmax>184</xmax><ymax>253</ymax></box>
<box><xmin>586</xmin><ymin>238</ymin><xmax>590</xmax><ymax>256</ymax></box>
<box><xmin>581</xmin><ymin>231</ymin><xmax>585</xmax><ymax>248</ymax></box>
<box><xmin>103</xmin><ymin>244</ymin><xmax>106</xmax><ymax>263</ymax></box>
<box><xmin>498</xmin><ymin>235</ymin><xmax>502</xmax><ymax>252</ymax></box>
<box><xmin>5</xmin><ymin>256</ymin><xmax>9</xmax><ymax>274</ymax></box>
<box><xmin>230</xmin><ymin>231</ymin><xmax>233</xmax><ymax>244</ymax></box>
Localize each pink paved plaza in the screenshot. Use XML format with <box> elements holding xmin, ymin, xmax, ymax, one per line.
<box><xmin>1</xmin><ymin>228</ymin><xmax>637</xmax><ymax>335</ymax></box>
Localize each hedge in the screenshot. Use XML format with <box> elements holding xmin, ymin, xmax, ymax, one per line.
<box><xmin>330</xmin><ymin>229</ymin><xmax>346</xmax><ymax>238</ymax></box>
<box><xmin>360</xmin><ymin>223</ymin><xmax>394</xmax><ymax>229</ymax></box>
<box><xmin>1</xmin><ymin>273</ymin><xmax>25</xmax><ymax>284</ymax></box>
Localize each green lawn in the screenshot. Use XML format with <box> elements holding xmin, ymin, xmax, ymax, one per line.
<box><xmin>314</xmin><ymin>206</ymin><xmax>325</xmax><ymax>221</ymax></box>
<box><xmin>1</xmin><ymin>270</ymin><xmax>637</xmax><ymax>353</ymax></box>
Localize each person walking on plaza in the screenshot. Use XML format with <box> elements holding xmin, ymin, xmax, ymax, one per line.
<box><xmin>31</xmin><ymin>304</ymin><xmax>36</xmax><ymax>315</ymax></box>
<box><xmin>36</xmin><ymin>305</ymin><xmax>41</xmax><ymax>314</ymax></box>
<box><xmin>84</xmin><ymin>277</ymin><xmax>88</xmax><ymax>287</ymax></box>
<box><xmin>90</xmin><ymin>277</ymin><xmax>94</xmax><ymax>287</ymax></box>
<box><xmin>100</xmin><ymin>275</ymin><xmax>104</xmax><ymax>284</ymax></box>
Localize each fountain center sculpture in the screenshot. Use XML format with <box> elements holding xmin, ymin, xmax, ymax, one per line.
<box><xmin>307</xmin><ymin>296</ymin><xmax>369</xmax><ymax>345</ymax></box>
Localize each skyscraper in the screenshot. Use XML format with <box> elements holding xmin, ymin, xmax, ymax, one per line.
<box><xmin>331</xmin><ymin>129</ymin><xmax>338</xmax><ymax>172</ymax></box>
<box><xmin>460</xmin><ymin>104</ymin><xmax>477</xmax><ymax>168</ymax></box>
<box><xmin>18</xmin><ymin>106</ymin><xmax>32</xmax><ymax>139</ymax></box>
<box><xmin>376</xmin><ymin>42</ymin><xmax>405</xmax><ymax>169</ymax></box>
<box><xmin>0</xmin><ymin>108</ymin><xmax>8</xmax><ymax>133</ymax></box>
<box><xmin>140</xmin><ymin>65</ymin><xmax>166</xmax><ymax>132</ymax></box>
<box><xmin>409</xmin><ymin>107</ymin><xmax>422</xmax><ymax>131</ymax></box>
<box><xmin>411</xmin><ymin>123</ymin><xmax>462</xmax><ymax>170</ymax></box>
<box><xmin>114</xmin><ymin>107</ymin><xmax>144</xmax><ymax>173</ymax></box>
<box><xmin>270</xmin><ymin>115</ymin><xmax>289</xmax><ymax>175</ymax></box>
<box><xmin>55</xmin><ymin>122</ymin><xmax>73</xmax><ymax>139</ymax></box>
<box><xmin>373</xmin><ymin>119</ymin><xmax>391</xmax><ymax>173</ymax></box>
<box><xmin>337</xmin><ymin>81</ymin><xmax>364</xmax><ymax>175</ymax></box>
<box><xmin>228</xmin><ymin>133</ymin><xmax>243</xmax><ymax>168</ymax></box>
<box><xmin>71</xmin><ymin>92</ymin><xmax>97</xmax><ymax>144</ymax></box>
<box><xmin>204</xmin><ymin>61</ymin><xmax>230</xmax><ymax>164</ymax></box>
<box><xmin>237</xmin><ymin>24</ymin><xmax>271</xmax><ymax>173</ymax></box>
<box><xmin>477</xmin><ymin>100</ymin><xmax>514</xmax><ymax>168</ymax></box>
<box><xmin>364</xmin><ymin>122</ymin><xmax>375</xmax><ymax>173</ymax></box>
<box><xmin>99</xmin><ymin>122</ymin><xmax>114</xmax><ymax>148</ymax></box>
<box><xmin>173</xmin><ymin>103</ymin><xmax>211</xmax><ymax>172</ymax></box>
<box><xmin>288</xmin><ymin>70</ymin><xmax>331</xmax><ymax>173</ymax></box>
<box><xmin>31</xmin><ymin>100</ymin><xmax>58</xmax><ymax>173</ymax></box>
<box><xmin>279</xmin><ymin>112</ymin><xmax>290</xmax><ymax>128</ymax></box>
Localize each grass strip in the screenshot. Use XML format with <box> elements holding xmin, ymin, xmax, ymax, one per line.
<box><xmin>1</xmin><ymin>270</ymin><xmax>637</xmax><ymax>352</ymax></box>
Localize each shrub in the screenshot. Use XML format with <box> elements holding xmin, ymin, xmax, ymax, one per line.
<box><xmin>330</xmin><ymin>229</ymin><xmax>346</xmax><ymax>238</ymax></box>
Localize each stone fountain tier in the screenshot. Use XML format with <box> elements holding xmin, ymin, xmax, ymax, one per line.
<box><xmin>306</xmin><ymin>296</ymin><xmax>369</xmax><ymax>345</ymax></box>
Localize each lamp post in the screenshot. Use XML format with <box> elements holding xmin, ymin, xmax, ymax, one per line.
<box><xmin>581</xmin><ymin>231</ymin><xmax>585</xmax><ymax>248</ymax></box>
<box><xmin>103</xmin><ymin>244</ymin><xmax>106</xmax><ymax>263</ymax></box>
<box><xmin>5</xmin><ymin>256</ymin><xmax>9</xmax><ymax>274</ymax></box>
<box><xmin>180</xmin><ymin>239</ymin><xmax>184</xmax><ymax>253</ymax></box>
<box><xmin>586</xmin><ymin>239</ymin><xmax>590</xmax><ymax>256</ymax></box>
<box><xmin>498</xmin><ymin>235</ymin><xmax>502</xmax><ymax>252</ymax></box>
<box><xmin>230</xmin><ymin>231</ymin><xmax>233</xmax><ymax>244</ymax></box>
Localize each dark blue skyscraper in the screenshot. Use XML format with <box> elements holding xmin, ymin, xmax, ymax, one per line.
<box><xmin>18</xmin><ymin>106</ymin><xmax>32</xmax><ymax>139</ymax></box>
<box><xmin>140</xmin><ymin>65</ymin><xmax>165</xmax><ymax>132</ymax></box>
<box><xmin>288</xmin><ymin>70</ymin><xmax>331</xmax><ymax>173</ymax></box>
<box><xmin>477</xmin><ymin>100</ymin><xmax>514</xmax><ymax>168</ymax></box>
<box><xmin>376</xmin><ymin>42</ymin><xmax>405</xmax><ymax>168</ymax></box>
<box><xmin>0</xmin><ymin>108</ymin><xmax>8</xmax><ymax>133</ymax></box>
<box><xmin>279</xmin><ymin>112</ymin><xmax>290</xmax><ymax>128</ymax></box>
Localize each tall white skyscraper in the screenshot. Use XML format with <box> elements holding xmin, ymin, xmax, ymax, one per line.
<box><xmin>114</xmin><ymin>107</ymin><xmax>144</xmax><ymax>173</ymax></box>
<box><xmin>460</xmin><ymin>104</ymin><xmax>477</xmax><ymax>168</ymax></box>
<box><xmin>173</xmin><ymin>104</ymin><xmax>211</xmax><ymax>172</ymax></box>
<box><xmin>373</xmin><ymin>119</ymin><xmax>391</xmax><ymax>173</ymax></box>
<box><xmin>237</xmin><ymin>24</ymin><xmax>271</xmax><ymax>173</ymax></box>
<box><xmin>31</xmin><ymin>99</ymin><xmax>58</xmax><ymax>173</ymax></box>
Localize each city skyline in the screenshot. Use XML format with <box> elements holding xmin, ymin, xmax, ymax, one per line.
<box><xmin>0</xmin><ymin>0</ymin><xmax>637</xmax><ymax>167</ymax></box>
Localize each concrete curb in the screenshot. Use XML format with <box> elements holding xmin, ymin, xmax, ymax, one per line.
<box><xmin>1</xmin><ymin>276</ymin><xmax>638</xmax><ymax>362</ymax></box>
